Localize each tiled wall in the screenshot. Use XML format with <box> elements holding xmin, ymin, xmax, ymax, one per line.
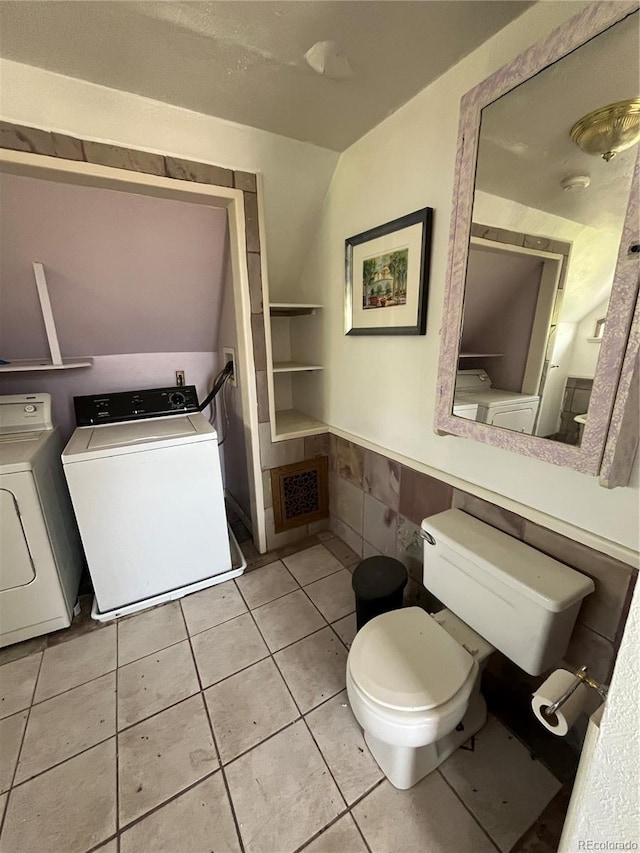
<box><xmin>328</xmin><ymin>434</ymin><xmax>637</xmax><ymax>693</ymax></box>
<box><xmin>555</xmin><ymin>377</ymin><xmax>593</xmax><ymax>445</ymax></box>
<box><xmin>259</xmin><ymin>432</ymin><xmax>331</xmax><ymax>551</ymax></box>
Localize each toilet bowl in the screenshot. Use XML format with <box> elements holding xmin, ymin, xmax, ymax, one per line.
<box><xmin>345</xmin><ymin>508</ymin><xmax>595</xmax><ymax>791</ymax></box>
<box><xmin>346</xmin><ymin>606</ymin><xmax>491</xmax><ymax>789</ymax></box>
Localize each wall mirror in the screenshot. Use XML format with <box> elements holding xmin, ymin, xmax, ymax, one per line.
<box><xmin>436</xmin><ymin>1</ymin><xmax>640</xmax><ymax>486</ymax></box>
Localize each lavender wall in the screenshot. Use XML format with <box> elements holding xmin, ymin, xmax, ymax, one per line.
<box><xmin>0</xmin><ymin>353</ymin><xmax>220</xmax><ymax>443</ymax></box>
<box><xmin>462</xmin><ymin>246</ymin><xmax>542</xmax><ymax>391</ymax></box>
<box><xmin>0</xmin><ymin>172</ymin><xmax>233</xmax><ymax>444</ymax></box>
<box><xmin>0</xmin><ymin>173</ymin><xmax>228</xmax><ymax>358</ymax></box>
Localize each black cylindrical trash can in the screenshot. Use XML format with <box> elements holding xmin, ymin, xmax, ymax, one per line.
<box><xmin>351</xmin><ymin>556</ymin><xmax>408</xmax><ymax>630</ymax></box>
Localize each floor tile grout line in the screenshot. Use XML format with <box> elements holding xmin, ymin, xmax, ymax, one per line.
<box><xmin>234</xmin><ymin>580</ymin><xmax>357</xmax><ymax>841</ymax></box>
<box><xmin>0</xmin><ymin>648</ymin><xmax>45</xmax><ymax>841</ymax></box>
<box><xmin>296</xmin><ymin>576</ymin><xmax>354</xmax><ymax>634</ymax></box>
<box><xmin>8</xmin><ymin>676</ymin><xmax>206</xmax><ymax>796</ymax></box>
<box><xmin>115</xmin><ymin>620</ymin><xmax>121</xmax><ymax>852</ymax></box>
<box><xmin>8</xmin><ymin>732</ymin><xmax>118</xmax><ymax>792</ymax></box>
<box><xmin>86</xmin><ymin>831</ymin><xmax>118</xmax><ymax>853</ymax></box>
<box><xmin>286</xmin><ymin>566</ymin><xmax>344</xmax><ymax>589</ymax></box>
<box><xmin>347</xmin><ymin>783</ymin><xmax>386</xmax><ymax>853</ymax></box>
<box><xmin>178</xmin><ymin>597</ymin><xmax>246</xmax><ymax>853</ymax></box>
<box><xmin>218</xmin><ymin>670</ymin><xmax>358</xmax><ymax>772</ymax></box>
<box><xmin>119</xmin><ymin>629</ymin><xmax>190</xmax><ymax>668</ymax></box>
<box><xmin>437</xmin><ymin>768</ymin><xmax>503</xmax><ymax>853</ymax></box>
<box><xmin>236</xmin><ymin>576</ymin><xmax>351</xmax><ymax>824</ymax></box>
<box><xmin>27</xmin><ymin>663</ymin><xmax>117</xmax><ymax>711</ymax></box>
<box><xmin>2</xmin><ymin>558</ymin><xmax>342</xmax><ymax>817</ymax></box>
<box><xmin>235</xmin><ymin>543</ymin><xmax>371</xmax><ymax>852</ymax></box>
<box><xmin>6</xmin><ymin>649</ymin><xmax>45</xmax><ymax>788</ymax></box>
<box><xmin>290</xmin><ymin>804</ymin><xmax>352</xmax><ymax>853</ymax></box>
<box><xmin>2</xmin><ymin>565</ymin><xmax>350</xmax><ymax>797</ymax></box>
<box><xmin>290</xmin><ymin>776</ymin><xmax>385</xmax><ymax>853</ymax></box>
<box><xmin>233</xmin><ymin>572</ymin><xmax>302</xmax><ymax>612</ymax></box>
<box><xmin>180</xmin><ymin>594</ymin><xmax>249</xmax><ymax>640</ymax></box>
<box><xmin>117</xmin><ymin>766</ymin><xmax>222</xmax><ymax>839</ymax></box>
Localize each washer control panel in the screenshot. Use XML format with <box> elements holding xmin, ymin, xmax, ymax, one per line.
<box><xmin>74</xmin><ymin>386</ymin><xmax>200</xmax><ymax>426</ymax></box>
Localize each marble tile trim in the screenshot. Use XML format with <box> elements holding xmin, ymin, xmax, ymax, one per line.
<box><xmin>363</xmin><ymin>449</ymin><xmax>400</xmax><ymax>511</ymax></box>
<box><xmin>83</xmin><ymin>141</ymin><xmax>167</xmax><ymax>176</ymax></box>
<box><xmin>165</xmin><ymin>156</ymin><xmax>233</xmax><ymax>187</ymax></box>
<box><xmin>255</xmin><ymin>370</ymin><xmax>270</xmax><ymax>423</ymax></box>
<box><xmin>243</xmin><ymin>191</ymin><xmax>261</xmax><ymax>253</ymax></box>
<box><xmin>452</xmin><ymin>490</ymin><xmax>524</xmax><ymax>539</ymax></box>
<box><xmin>247</xmin><ymin>252</ymin><xmax>263</xmax><ymax>314</ymax></box>
<box><xmin>0</xmin><ymin>123</ymin><xmax>258</xmax><ymax>192</ymax></box>
<box><xmin>523</xmin><ymin>521</ymin><xmax>636</xmax><ymax>644</ymax></box>
<box><xmin>0</xmin><ymin>122</ymin><xmax>84</xmax><ymax>160</ymax></box>
<box><xmin>330</xmin><ymin>435</ymin><xmax>634</xmax><ymax>686</ymax></box>
<box><xmin>335</xmin><ymin>437</ymin><xmax>365</xmax><ymax>488</ymax></box>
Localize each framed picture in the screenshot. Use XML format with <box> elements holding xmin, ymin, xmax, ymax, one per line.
<box><xmin>345</xmin><ymin>207</ymin><xmax>433</xmax><ymax>336</ymax></box>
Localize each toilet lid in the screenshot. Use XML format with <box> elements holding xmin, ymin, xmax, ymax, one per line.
<box><xmin>348</xmin><ymin>607</ymin><xmax>476</xmax><ymax>712</ymax></box>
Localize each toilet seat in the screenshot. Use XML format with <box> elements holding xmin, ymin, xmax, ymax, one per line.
<box><xmin>348</xmin><ymin>607</ymin><xmax>475</xmax><ymax>712</ymax></box>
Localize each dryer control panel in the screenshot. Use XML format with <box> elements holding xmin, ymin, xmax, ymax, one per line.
<box><xmin>74</xmin><ymin>386</ymin><xmax>200</xmax><ymax>426</ymax></box>
<box><xmin>0</xmin><ymin>393</ymin><xmax>53</xmax><ymax>434</ymax></box>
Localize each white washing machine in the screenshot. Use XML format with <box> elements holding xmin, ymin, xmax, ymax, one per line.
<box><xmin>0</xmin><ymin>393</ymin><xmax>83</xmax><ymax>647</ymax></box>
<box><xmin>452</xmin><ymin>399</ymin><xmax>479</xmax><ymax>421</ymax></box>
<box><xmin>62</xmin><ymin>386</ymin><xmax>241</xmax><ymax>621</ymax></box>
<box><xmin>455</xmin><ymin>370</ymin><xmax>540</xmax><ymax>434</ymax></box>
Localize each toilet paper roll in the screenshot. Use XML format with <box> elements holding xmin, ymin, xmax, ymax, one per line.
<box><xmin>531</xmin><ymin>669</ymin><xmax>589</xmax><ymax>736</ymax></box>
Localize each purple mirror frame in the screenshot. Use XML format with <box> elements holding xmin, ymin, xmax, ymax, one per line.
<box><xmin>435</xmin><ymin>1</ymin><xmax>640</xmax><ymax>484</ymax></box>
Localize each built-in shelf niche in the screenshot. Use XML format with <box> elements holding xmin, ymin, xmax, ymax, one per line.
<box><xmin>269</xmin><ymin>303</ymin><xmax>323</xmax><ymax>317</ymax></box>
<box><xmin>267</xmin><ymin>301</ymin><xmax>326</xmax><ymax>440</ymax></box>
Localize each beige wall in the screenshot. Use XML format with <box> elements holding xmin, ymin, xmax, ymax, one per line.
<box><xmin>300</xmin><ymin>0</ymin><xmax>639</xmax><ymax>552</ymax></box>
<box><xmin>0</xmin><ymin>172</ymin><xmax>228</xmax><ymax>359</ymax></box>
<box><xmin>0</xmin><ymin>58</ymin><xmax>339</xmax><ymax>298</ymax></box>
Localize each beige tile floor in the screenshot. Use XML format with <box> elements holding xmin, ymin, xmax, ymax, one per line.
<box><xmin>0</xmin><ymin>538</ymin><xmax>562</xmax><ymax>853</ymax></box>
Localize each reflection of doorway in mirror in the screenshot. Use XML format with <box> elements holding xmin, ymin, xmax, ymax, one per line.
<box><xmin>458</xmin><ymin>224</ymin><xmax>570</xmax><ymax>437</ymax></box>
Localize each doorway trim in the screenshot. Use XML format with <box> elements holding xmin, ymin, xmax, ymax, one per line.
<box><xmin>0</xmin><ymin>140</ymin><xmax>267</xmax><ymax>551</ymax></box>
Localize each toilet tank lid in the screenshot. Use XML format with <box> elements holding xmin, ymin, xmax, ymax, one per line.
<box><xmin>422</xmin><ymin>510</ymin><xmax>595</xmax><ymax>613</ymax></box>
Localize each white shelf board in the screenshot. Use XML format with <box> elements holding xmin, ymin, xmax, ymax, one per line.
<box><xmin>269</xmin><ymin>303</ymin><xmax>323</xmax><ymax>317</ymax></box>
<box><xmin>458</xmin><ymin>352</ymin><xmax>505</xmax><ymax>358</ymax></box>
<box><xmin>273</xmin><ymin>361</ymin><xmax>323</xmax><ymax>373</ymax></box>
<box><xmin>274</xmin><ymin>408</ymin><xmax>327</xmax><ymax>439</ymax></box>
<box><xmin>0</xmin><ymin>358</ymin><xmax>94</xmax><ymax>373</ymax></box>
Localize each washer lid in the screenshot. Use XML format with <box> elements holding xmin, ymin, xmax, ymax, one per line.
<box><xmin>462</xmin><ymin>389</ymin><xmax>540</xmax><ymax>407</ymax></box>
<box><xmin>348</xmin><ymin>607</ymin><xmax>475</xmax><ymax>712</ymax></box>
<box><xmin>62</xmin><ymin>413</ymin><xmax>216</xmax><ymax>462</ymax></box>
<box><xmin>87</xmin><ymin>417</ymin><xmax>197</xmax><ymax>449</ymax></box>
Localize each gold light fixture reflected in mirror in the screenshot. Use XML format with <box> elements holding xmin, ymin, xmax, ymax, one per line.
<box><xmin>570</xmin><ymin>98</ymin><xmax>640</xmax><ymax>161</ymax></box>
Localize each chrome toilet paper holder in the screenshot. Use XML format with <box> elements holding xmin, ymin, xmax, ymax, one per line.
<box><xmin>542</xmin><ymin>666</ymin><xmax>608</xmax><ymax>720</ymax></box>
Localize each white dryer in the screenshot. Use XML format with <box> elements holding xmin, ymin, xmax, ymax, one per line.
<box><xmin>62</xmin><ymin>386</ymin><xmax>240</xmax><ymax>621</ymax></box>
<box><xmin>455</xmin><ymin>370</ymin><xmax>540</xmax><ymax>434</ymax></box>
<box><xmin>0</xmin><ymin>394</ymin><xmax>83</xmax><ymax>647</ymax></box>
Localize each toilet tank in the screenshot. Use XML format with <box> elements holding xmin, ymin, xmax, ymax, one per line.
<box><xmin>421</xmin><ymin>509</ymin><xmax>594</xmax><ymax>676</ymax></box>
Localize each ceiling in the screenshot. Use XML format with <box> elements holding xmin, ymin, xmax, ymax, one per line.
<box><xmin>476</xmin><ymin>9</ymin><xmax>639</xmax><ymax>233</ymax></box>
<box><xmin>474</xmin><ymin>10</ymin><xmax>640</xmax><ymax>323</ymax></box>
<box><xmin>0</xmin><ymin>0</ymin><xmax>534</xmax><ymax>151</ymax></box>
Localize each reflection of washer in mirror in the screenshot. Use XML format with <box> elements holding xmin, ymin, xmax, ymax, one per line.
<box><xmin>455</xmin><ymin>370</ymin><xmax>539</xmax><ymax>435</ymax></box>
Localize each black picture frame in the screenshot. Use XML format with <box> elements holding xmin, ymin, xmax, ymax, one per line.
<box><xmin>345</xmin><ymin>207</ymin><xmax>433</xmax><ymax>336</ymax></box>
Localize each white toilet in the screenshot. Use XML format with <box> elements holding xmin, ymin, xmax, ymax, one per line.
<box><xmin>346</xmin><ymin>509</ymin><xmax>594</xmax><ymax>790</ymax></box>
